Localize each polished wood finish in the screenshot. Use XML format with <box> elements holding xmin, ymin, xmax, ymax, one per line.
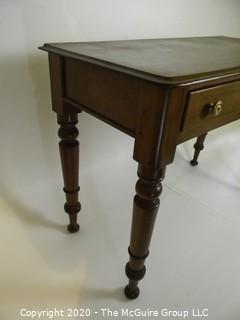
<box><xmin>42</xmin><ymin>37</ymin><xmax>240</xmax><ymax>84</ymax></box>
<box><xmin>65</xmin><ymin>58</ymin><xmax>139</xmax><ymax>136</ymax></box>
<box><xmin>190</xmin><ymin>133</ymin><xmax>208</xmax><ymax>166</ymax></box>
<box><xmin>39</xmin><ymin>36</ymin><xmax>240</xmax><ymax>299</ymax></box>
<box><xmin>57</xmin><ymin>112</ymin><xmax>81</xmax><ymax>233</ymax></box>
<box><xmin>125</xmin><ymin>165</ymin><xmax>165</xmax><ymax>299</ymax></box>
<box><xmin>183</xmin><ymin>81</ymin><xmax>240</xmax><ymax>135</ymax></box>
<box><xmin>48</xmin><ymin>53</ymin><xmax>65</xmax><ymax>114</ymax></box>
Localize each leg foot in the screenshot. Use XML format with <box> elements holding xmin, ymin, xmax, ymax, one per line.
<box><xmin>124</xmin><ymin>165</ymin><xmax>165</xmax><ymax>298</ymax></box>
<box><xmin>190</xmin><ymin>133</ymin><xmax>208</xmax><ymax>166</ymax></box>
<box><xmin>124</xmin><ymin>285</ymin><xmax>140</xmax><ymax>300</ymax></box>
<box><xmin>64</xmin><ymin>202</ymin><xmax>81</xmax><ymax>233</ymax></box>
<box><xmin>190</xmin><ymin>159</ymin><xmax>198</xmax><ymax>166</ymax></box>
<box><xmin>67</xmin><ymin>223</ymin><xmax>80</xmax><ymax>233</ymax></box>
<box><xmin>57</xmin><ymin>112</ymin><xmax>81</xmax><ymax>232</ymax></box>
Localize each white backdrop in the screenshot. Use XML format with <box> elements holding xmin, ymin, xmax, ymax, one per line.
<box><xmin>1</xmin><ymin>2</ymin><xmax>240</xmax><ymax>318</ymax></box>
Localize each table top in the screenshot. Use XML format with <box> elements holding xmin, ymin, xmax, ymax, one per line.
<box><xmin>41</xmin><ymin>36</ymin><xmax>240</xmax><ymax>84</ymax></box>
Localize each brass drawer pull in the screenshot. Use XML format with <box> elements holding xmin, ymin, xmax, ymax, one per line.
<box><xmin>209</xmin><ymin>100</ymin><xmax>223</xmax><ymax>116</ymax></box>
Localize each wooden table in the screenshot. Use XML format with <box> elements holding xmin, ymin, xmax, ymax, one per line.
<box><xmin>40</xmin><ymin>36</ymin><xmax>240</xmax><ymax>299</ymax></box>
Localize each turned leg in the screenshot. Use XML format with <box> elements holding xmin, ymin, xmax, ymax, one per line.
<box><xmin>124</xmin><ymin>165</ymin><xmax>165</xmax><ymax>299</ymax></box>
<box><xmin>190</xmin><ymin>133</ymin><xmax>208</xmax><ymax>166</ymax></box>
<box><xmin>57</xmin><ymin>112</ymin><xmax>81</xmax><ymax>233</ymax></box>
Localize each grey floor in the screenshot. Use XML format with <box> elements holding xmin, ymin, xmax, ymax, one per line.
<box><xmin>1</xmin><ymin>118</ymin><xmax>240</xmax><ymax>320</ymax></box>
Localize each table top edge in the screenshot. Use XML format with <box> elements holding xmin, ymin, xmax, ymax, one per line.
<box><xmin>39</xmin><ymin>36</ymin><xmax>240</xmax><ymax>86</ymax></box>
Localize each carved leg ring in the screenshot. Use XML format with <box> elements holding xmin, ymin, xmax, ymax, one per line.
<box><xmin>190</xmin><ymin>133</ymin><xmax>208</xmax><ymax>166</ymax></box>
<box><xmin>124</xmin><ymin>165</ymin><xmax>165</xmax><ymax>299</ymax></box>
<box><xmin>57</xmin><ymin>113</ymin><xmax>81</xmax><ymax>233</ymax></box>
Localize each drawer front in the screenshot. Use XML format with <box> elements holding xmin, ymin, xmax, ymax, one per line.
<box><xmin>183</xmin><ymin>81</ymin><xmax>240</xmax><ymax>134</ymax></box>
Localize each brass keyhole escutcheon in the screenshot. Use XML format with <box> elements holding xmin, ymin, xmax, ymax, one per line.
<box><xmin>209</xmin><ymin>100</ymin><xmax>223</xmax><ymax>116</ymax></box>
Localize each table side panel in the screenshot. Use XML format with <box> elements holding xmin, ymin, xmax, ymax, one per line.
<box><xmin>48</xmin><ymin>53</ymin><xmax>181</xmax><ymax>167</ymax></box>
<box><xmin>48</xmin><ymin>53</ymin><xmax>65</xmax><ymax>114</ymax></box>
<box><xmin>64</xmin><ymin>58</ymin><xmax>141</xmax><ymax>135</ymax></box>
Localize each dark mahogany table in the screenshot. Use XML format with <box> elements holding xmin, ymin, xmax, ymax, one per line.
<box><xmin>40</xmin><ymin>36</ymin><xmax>240</xmax><ymax>299</ymax></box>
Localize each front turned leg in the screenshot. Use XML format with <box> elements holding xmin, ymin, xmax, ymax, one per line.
<box><xmin>124</xmin><ymin>165</ymin><xmax>165</xmax><ymax>299</ymax></box>
<box><xmin>57</xmin><ymin>112</ymin><xmax>81</xmax><ymax>233</ymax></box>
<box><xmin>190</xmin><ymin>133</ymin><xmax>208</xmax><ymax>166</ymax></box>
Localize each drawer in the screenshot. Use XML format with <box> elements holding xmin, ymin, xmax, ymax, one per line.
<box><xmin>182</xmin><ymin>81</ymin><xmax>240</xmax><ymax>133</ymax></box>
